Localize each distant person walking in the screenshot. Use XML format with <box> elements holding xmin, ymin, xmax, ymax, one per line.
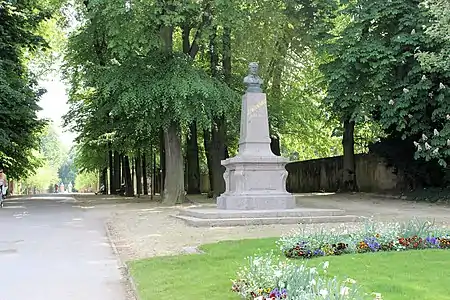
<box><xmin>54</xmin><ymin>184</ymin><xmax>59</xmax><ymax>193</ymax></box>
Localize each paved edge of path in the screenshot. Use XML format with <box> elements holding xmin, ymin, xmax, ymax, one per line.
<box><xmin>104</xmin><ymin>222</ymin><xmax>141</xmax><ymax>300</ymax></box>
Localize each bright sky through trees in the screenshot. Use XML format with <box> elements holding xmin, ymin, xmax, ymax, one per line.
<box><xmin>37</xmin><ymin>76</ymin><xmax>74</xmax><ymax>148</ymax></box>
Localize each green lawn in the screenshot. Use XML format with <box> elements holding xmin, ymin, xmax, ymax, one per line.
<box><xmin>128</xmin><ymin>238</ymin><xmax>450</xmax><ymax>300</ymax></box>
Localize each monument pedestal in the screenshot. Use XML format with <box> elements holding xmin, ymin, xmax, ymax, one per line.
<box><xmin>216</xmin><ymin>92</ymin><xmax>295</xmax><ymax>210</ymax></box>
<box><xmin>173</xmin><ymin>64</ymin><xmax>358</xmax><ymax>227</ymax></box>
<box><xmin>217</xmin><ymin>155</ymin><xmax>295</xmax><ymax>210</ymax></box>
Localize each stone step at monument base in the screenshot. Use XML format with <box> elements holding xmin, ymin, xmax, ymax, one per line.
<box><xmin>172</xmin><ymin>207</ymin><xmax>360</xmax><ymax>227</ymax></box>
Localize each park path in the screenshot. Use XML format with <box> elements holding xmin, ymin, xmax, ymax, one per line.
<box><xmin>0</xmin><ymin>195</ymin><xmax>129</xmax><ymax>300</ymax></box>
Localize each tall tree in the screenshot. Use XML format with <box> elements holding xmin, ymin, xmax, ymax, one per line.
<box><xmin>0</xmin><ymin>0</ymin><xmax>53</xmax><ymax>179</ymax></box>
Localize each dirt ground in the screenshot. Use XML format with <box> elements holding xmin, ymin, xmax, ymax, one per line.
<box><xmin>80</xmin><ymin>193</ymin><xmax>450</xmax><ymax>262</ymax></box>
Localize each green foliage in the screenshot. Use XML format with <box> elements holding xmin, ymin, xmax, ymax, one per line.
<box><xmin>74</xmin><ymin>171</ymin><xmax>98</xmax><ymax>191</ymax></box>
<box><xmin>20</xmin><ymin>123</ymin><xmax>71</xmax><ymax>192</ymax></box>
<box><xmin>39</xmin><ymin>123</ymin><xmax>68</xmax><ymax>168</ymax></box>
<box><xmin>58</xmin><ymin>157</ymin><xmax>76</xmax><ymax>185</ymax></box>
<box><xmin>412</xmin><ymin>0</ymin><xmax>450</xmax><ymax>167</ymax></box>
<box><xmin>321</xmin><ymin>0</ymin><xmax>450</xmax><ymax>168</ymax></box>
<box><xmin>20</xmin><ymin>162</ymin><xmax>59</xmax><ymax>192</ymax></box>
<box><xmin>0</xmin><ymin>0</ymin><xmax>55</xmax><ymax>179</ymax></box>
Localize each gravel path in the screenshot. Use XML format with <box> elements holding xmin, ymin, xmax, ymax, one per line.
<box><xmin>105</xmin><ymin>193</ymin><xmax>450</xmax><ymax>262</ymax></box>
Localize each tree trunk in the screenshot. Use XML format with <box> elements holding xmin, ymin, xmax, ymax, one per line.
<box><xmin>222</xmin><ymin>27</ymin><xmax>231</xmax><ymax>83</ymax></box>
<box><xmin>211</xmin><ymin>117</ymin><xmax>227</xmax><ymax>197</ymax></box>
<box><xmin>123</xmin><ymin>155</ymin><xmax>134</xmax><ymax>197</ymax></box>
<box><xmin>160</xmin><ymin>24</ymin><xmax>184</xmax><ymax>204</ymax></box>
<box><xmin>208</xmin><ymin>26</ymin><xmax>231</xmax><ymax>198</ymax></box>
<box><xmin>270</xmin><ymin>136</ymin><xmax>281</xmax><ymax>156</ymax></box>
<box><xmin>267</xmin><ymin>33</ymin><xmax>288</xmax><ymax>157</ymax></box>
<box><xmin>136</xmin><ymin>152</ymin><xmax>143</xmax><ymax>195</ymax></box>
<box><xmin>186</xmin><ymin>122</ymin><xmax>201</xmax><ymax>194</ymax></box>
<box><xmin>203</xmin><ymin>130</ymin><xmax>214</xmax><ymax>197</ymax></box>
<box><xmin>162</xmin><ymin>123</ymin><xmax>185</xmax><ymax>204</ymax></box>
<box><xmin>108</xmin><ymin>149</ymin><xmax>113</xmax><ymax>194</ymax></box>
<box><xmin>341</xmin><ymin>118</ymin><xmax>358</xmax><ymax>192</ymax></box>
<box><xmin>131</xmin><ymin>158</ymin><xmax>135</xmax><ymax>193</ymax></box>
<box><xmin>121</xmin><ymin>154</ymin><xmax>126</xmax><ymax>186</ymax></box>
<box><xmin>152</xmin><ymin>148</ymin><xmax>157</xmax><ymax>197</ymax></box>
<box><xmin>159</xmin><ymin>128</ymin><xmax>165</xmax><ymax>195</ymax></box>
<box><xmin>101</xmin><ymin>167</ymin><xmax>107</xmax><ymax>191</ymax></box>
<box><xmin>142</xmin><ymin>152</ymin><xmax>148</xmax><ymax>195</ymax></box>
<box><xmin>113</xmin><ymin>151</ymin><xmax>121</xmax><ymax>194</ymax></box>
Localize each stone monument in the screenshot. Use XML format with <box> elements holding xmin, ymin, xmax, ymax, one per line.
<box><xmin>217</xmin><ymin>62</ymin><xmax>296</xmax><ymax>210</ymax></box>
<box><xmin>173</xmin><ymin>62</ymin><xmax>358</xmax><ymax>227</ymax></box>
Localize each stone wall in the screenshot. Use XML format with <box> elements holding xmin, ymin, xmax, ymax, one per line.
<box><xmin>285</xmin><ymin>153</ymin><xmax>401</xmax><ymax>193</ymax></box>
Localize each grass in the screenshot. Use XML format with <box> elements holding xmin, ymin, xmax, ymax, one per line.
<box><xmin>128</xmin><ymin>237</ymin><xmax>450</xmax><ymax>300</ymax></box>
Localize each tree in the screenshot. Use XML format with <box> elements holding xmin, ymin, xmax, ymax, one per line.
<box><xmin>413</xmin><ymin>0</ymin><xmax>450</xmax><ymax>167</ymax></box>
<box><xmin>0</xmin><ymin>0</ymin><xmax>53</xmax><ymax>179</ymax></box>
<box><xmin>63</xmin><ymin>0</ymin><xmax>239</xmax><ymax>203</ymax></box>
<box><xmin>75</xmin><ymin>171</ymin><xmax>98</xmax><ymax>192</ymax></box>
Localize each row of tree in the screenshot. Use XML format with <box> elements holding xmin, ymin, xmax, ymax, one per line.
<box><xmin>63</xmin><ymin>0</ymin><xmax>353</xmax><ymax>203</ymax></box>
<box><xmin>63</xmin><ymin>0</ymin><xmax>449</xmax><ymax>201</ymax></box>
<box><xmin>1</xmin><ymin>0</ymin><xmax>75</xmax><ymax>191</ymax></box>
<box><xmin>0</xmin><ymin>0</ymin><xmax>51</xmax><ymax>179</ymax></box>
<box><xmin>2</xmin><ymin>0</ymin><xmax>448</xmax><ymax>196</ymax></box>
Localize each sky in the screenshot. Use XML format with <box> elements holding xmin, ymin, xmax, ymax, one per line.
<box><xmin>37</xmin><ymin>75</ymin><xmax>76</xmax><ymax>148</ymax></box>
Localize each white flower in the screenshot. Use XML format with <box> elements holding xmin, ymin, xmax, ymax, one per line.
<box><xmin>408</xmin><ymin>114</ymin><xmax>413</xmax><ymax>118</ymax></box>
<box><xmin>413</xmin><ymin>141</ymin><xmax>419</xmax><ymax>147</ymax></box>
<box><xmin>323</xmin><ymin>261</ymin><xmax>329</xmax><ymax>270</ymax></box>
<box><xmin>274</xmin><ymin>270</ymin><xmax>282</xmax><ymax>277</ymax></box>
<box><xmin>377</xmin><ymin>95</ymin><xmax>381</xmax><ymax>101</ymax></box>
<box><xmin>254</xmin><ymin>296</ymin><xmax>263</xmax><ymax>300</ymax></box>
<box><xmin>434</xmin><ymin>129</ymin><xmax>440</xmax><ymax>136</ymax></box>
<box><xmin>429</xmin><ymin>92</ymin><xmax>434</xmax><ymax>97</ymax></box>
<box><xmin>310</xmin><ymin>278</ymin><xmax>317</xmax><ymax>286</ymax></box>
<box><xmin>433</xmin><ymin>148</ymin><xmax>439</xmax><ymax>154</ymax></box>
<box><xmin>340</xmin><ymin>286</ymin><xmax>350</xmax><ymax>296</ymax></box>
<box><xmin>422</xmin><ymin>134</ymin><xmax>428</xmax><ymax>141</ymax></box>
<box><xmin>372</xmin><ymin>292</ymin><xmax>383</xmax><ymax>299</ymax></box>
<box><xmin>447</xmin><ymin>114</ymin><xmax>450</xmax><ymax>120</ymax></box>
<box><xmin>309</xmin><ymin>267</ymin><xmax>317</xmax><ymax>274</ymax></box>
<box><xmin>418</xmin><ymin>145</ymin><xmax>423</xmax><ymax>151</ymax></box>
<box><xmin>403</xmin><ymin>88</ymin><xmax>410</xmax><ymax>93</ymax></box>
<box><xmin>439</xmin><ymin>82</ymin><xmax>446</xmax><ymax>90</ymax></box>
<box><xmin>345</xmin><ymin>278</ymin><xmax>357</xmax><ymax>284</ymax></box>
<box><xmin>411</xmin><ymin>29</ymin><xmax>416</xmax><ymax>34</ymax></box>
<box><xmin>319</xmin><ymin>289</ymin><xmax>329</xmax><ymax>297</ymax></box>
<box><xmin>421</xmin><ymin>75</ymin><xmax>427</xmax><ymax>81</ymax></box>
<box><xmin>389</xmin><ymin>99</ymin><xmax>395</xmax><ymax>105</ymax></box>
<box><xmin>425</xmin><ymin>142</ymin><xmax>432</xmax><ymax>150</ymax></box>
<box><xmin>447</xmin><ymin>139</ymin><xmax>450</xmax><ymax>146</ymax></box>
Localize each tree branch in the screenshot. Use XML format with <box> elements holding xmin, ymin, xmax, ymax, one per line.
<box><xmin>188</xmin><ymin>0</ymin><xmax>212</xmax><ymax>59</ymax></box>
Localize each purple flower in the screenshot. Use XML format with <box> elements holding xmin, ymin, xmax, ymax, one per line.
<box><xmin>425</xmin><ymin>236</ymin><xmax>440</xmax><ymax>248</ymax></box>
<box><xmin>364</xmin><ymin>237</ymin><xmax>381</xmax><ymax>252</ymax></box>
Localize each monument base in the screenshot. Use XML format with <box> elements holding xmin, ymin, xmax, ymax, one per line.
<box><xmin>173</xmin><ymin>206</ymin><xmax>360</xmax><ymax>227</ymax></box>
<box><xmin>219</xmin><ymin>154</ymin><xmax>294</xmax><ymax>210</ymax></box>
<box><xmin>217</xmin><ymin>193</ymin><xmax>295</xmax><ymax>210</ymax></box>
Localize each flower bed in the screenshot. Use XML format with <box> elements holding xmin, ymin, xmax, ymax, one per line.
<box><xmin>231</xmin><ymin>219</ymin><xmax>450</xmax><ymax>300</ymax></box>
<box><xmin>231</xmin><ymin>254</ymin><xmax>378</xmax><ymax>300</ymax></box>
<box><xmin>279</xmin><ymin>219</ymin><xmax>450</xmax><ymax>259</ymax></box>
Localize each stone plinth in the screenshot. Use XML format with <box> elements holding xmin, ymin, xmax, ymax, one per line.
<box><xmin>217</xmin><ymin>92</ymin><xmax>295</xmax><ymax>210</ymax></box>
<box><xmin>173</xmin><ymin>206</ymin><xmax>360</xmax><ymax>227</ymax></box>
